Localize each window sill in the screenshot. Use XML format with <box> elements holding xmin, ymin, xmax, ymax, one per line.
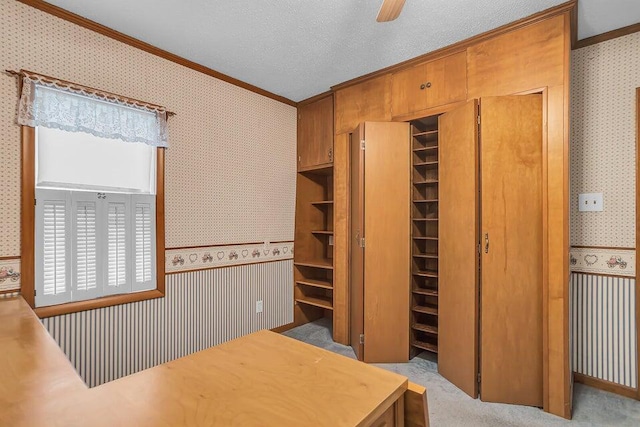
<box><xmin>34</xmin><ymin>289</ymin><xmax>165</xmax><ymax>318</ymax></box>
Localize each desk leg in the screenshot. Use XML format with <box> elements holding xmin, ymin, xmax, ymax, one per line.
<box><xmin>394</xmin><ymin>396</ymin><xmax>405</xmax><ymax>427</ymax></box>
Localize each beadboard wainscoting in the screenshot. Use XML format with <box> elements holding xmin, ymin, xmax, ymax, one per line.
<box><xmin>571</xmin><ymin>272</ymin><xmax>637</xmax><ymax>389</ymax></box>
<box><xmin>42</xmin><ymin>260</ymin><xmax>293</xmax><ymax>388</ymax></box>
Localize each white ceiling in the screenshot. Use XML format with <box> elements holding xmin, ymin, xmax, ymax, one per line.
<box><xmin>43</xmin><ymin>0</ymin><xmax>640</xmax><ymax>102</ymax></box>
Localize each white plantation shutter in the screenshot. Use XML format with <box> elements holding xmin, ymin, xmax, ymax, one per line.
<box><xmin>35</xmin><ymin>189</ymin><xmax>71</xmax><ymax>307</ymax></box>
<box><xmin>72</xmin><ymin>193</ymin><xmax>101</xmax><ymax>301</ymax></box>
<box><xmin>105</xmin><ymin>194</ymin><xmax>131</xmax><ymax>295</ymax></box>
<box><xmin>36</xmin><ymin>190</ymin><xmax>156</xmax><ymax>305</ymax></box>
<box><xmin>133</xmin><ymin>195</ymin><xmax>156</xmax><ymax>291</ymax></box>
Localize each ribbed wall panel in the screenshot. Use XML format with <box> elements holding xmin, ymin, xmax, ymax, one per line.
<box><xmin>42</xmin><ymin>260</ymin><xmax>293</xmax><ymax>387</ymax></box>
<box><xmin>571</xmin><ymin>273</ymin><xmax>637</xmax><ymax>388</ymax></box>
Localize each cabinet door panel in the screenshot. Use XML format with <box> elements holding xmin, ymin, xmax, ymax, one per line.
<box><xmin>467</xmin><ymin>15</ymin><xmax>564</xmax><ymax>98</ymax></box>
<box><xmin>297</xmin><ymin>95</ymin><xmax>334</xmax><ymax>169</ymax></box>
<box><xmin>335</xmin><ymin>75</ymin><xmax>392</xmax><ymax>135</ymax></box>
<box><xmin>391</xmin><ymin>63</ymin><xmax>429</xmax><ymax>117</ymax></box>
<box><xmin>391</xmin><ymin>52</ymin><xmax>467</xmax><ymax>118</ymax></box>
<box><xmin>438</xmin><ymin>100</ymin><xmax>479</xmax><ymax>398</ymax></box>
<box><xmin>424</xmin><ymin>52</ymin><xmax>467</xmax><ymax>109</ymax></box>
<box><xmin>363</xmin><ymin>121</ymin><xmax>411</xmax><ymax>363</ymax></box>
<box><xmin>480</xmin><ymin>95</ymin><xmax>543</xmax><ymax>406</ymax></box>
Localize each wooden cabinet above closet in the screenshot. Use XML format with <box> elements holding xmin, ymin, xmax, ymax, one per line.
<box><xmin>391</xmin><ymin>51</ymin><xmax>467</xmax><ymax>119</ymax></box>
<box><xmin>334</xmin><ymin>74</ymin><xmax>392</xmax><ymax>135</ymax></box>
<box><xmin>297</xmin><ymin>94</ymin><xmax>334</xmax><ymax>170</ymax></box>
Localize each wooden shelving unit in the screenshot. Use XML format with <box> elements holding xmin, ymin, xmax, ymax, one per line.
<box><xmin>293</xmin><ymin>164</ymin><xmax>335</xmax><ymax>323</ymax></box>
<box><xmin>410</xmin><ymin>116</ymin><xmax>440</xmax><ymax>357</ymax></box>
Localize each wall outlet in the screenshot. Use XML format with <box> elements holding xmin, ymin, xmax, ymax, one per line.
<box><xmin>256</xmin><ymin>300</ymin><xmax>263</xmax><ymax>313</ymax></box>
<box><xmin>578</xmin><ymin>193</ymin><xmax>604</xmax><ymax>212</ymax></box>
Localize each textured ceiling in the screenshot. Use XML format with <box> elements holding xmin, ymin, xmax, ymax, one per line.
<box><xmin>43</xmin><ymin>0</ymin><xmax>640</xmax><ymax>102</ymax></box>
<box><xmin>577</xmin><ymin>0</ymin><xmax>640</xmax><ymax>40</ymax></box>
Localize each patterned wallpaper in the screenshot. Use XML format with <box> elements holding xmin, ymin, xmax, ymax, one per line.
<box><xmin>570</xmin><ymin>32</ymin><xmax>640</xmax><ymax>248</ymax></box>
<box><xmin>0</xmin><ymin>0</ymin><xmax>296</xmax><ymax>257</ymax></box>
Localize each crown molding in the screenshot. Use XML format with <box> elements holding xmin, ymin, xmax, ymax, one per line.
<box><xmin>574</xmin><ymin>22</ymin><xmax>640</xmax><ymax>50</ymax></box>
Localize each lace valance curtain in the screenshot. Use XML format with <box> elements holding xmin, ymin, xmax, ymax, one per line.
<box><xmin>16</xmin><ymin>71</ymin><xmax>169</xmax><ymax>148</ymax></box>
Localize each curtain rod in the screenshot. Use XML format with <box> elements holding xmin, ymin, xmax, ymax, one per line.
<box><xmin>4</xmin><ymin>69</ymin><xmax>176</xmax><ymax>117</ymax></box>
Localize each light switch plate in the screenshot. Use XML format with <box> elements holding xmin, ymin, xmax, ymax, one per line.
<box><xmin>256</xmin><ymin>300</ymin><xmax>263</xmax><ymax>313</ymax></box>
<box><xmin>578</xmin><ymin>193</ymin><xmax>604</xmax><ymax>212</ymax></box>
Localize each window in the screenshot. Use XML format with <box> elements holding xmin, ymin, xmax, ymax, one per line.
<box><xmin>15</xmin><ymin>70</ymin><xmax>168</xmax><ymax>315</ymax></box>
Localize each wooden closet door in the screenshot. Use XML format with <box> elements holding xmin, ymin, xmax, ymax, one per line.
<box><xmin>350</xmin><ymin>125</ymin><xmax>365</xmax><ymax>360</ymax></box>
<box><xmin>362</xmin><ymin>121</ymin><xmax>411</xmax><ymax>363</ymax></box>
<box><xmin>438</xmin><ymin>100</ymin><xmax>480</xmax><ymax>398</ymax></box>
<box><xmin>480</xmin><ymin>95</ymin><xmax>543</xmax><ymax>406</ymax></box>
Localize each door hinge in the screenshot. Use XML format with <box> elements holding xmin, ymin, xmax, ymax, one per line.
<box><xmin>477</xmin><ymin>243</ymin><xmax>481</xmax><ymax>255</ymax></box>
<box><xmin>360</xmin><ymin>237</ymin><xmax>365</xmax><ymax>248</ymax></box>
<box><xmin>34</xmin><ymin>198</ymin><xmax>37</xmax><ymax>206</ymax></box>
<box><xmin>34</xmin><ymin>290</ymin><xmax>36</xmax><ymax>296</ymax></box>
<box><xmin>359</xmin><ymin>334</ymin><xmax>365</xmax><ymax>344</ymax></box>
<box><xmin>477</xmin><ymin>373</ymin><xmax>481</xmax><ymax>383</ymax></box>
<box><xmin>360</xmin><ymin>139</ymin><xmax>365</xmax><ymax>150</ymax></box>
<box><xmin>477</xmin><ymin>115</ymin><xmax>481</xmax><ymax>125</ymax></box>
<box><xmin>298</xmin><ymin>155</ymin><xmax>301</xmax><ymax>163</ymax></box>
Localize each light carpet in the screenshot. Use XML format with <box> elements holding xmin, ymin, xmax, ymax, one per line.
<box><xmin>283</xmin><ymin>318</ymin><xmax>640</xmax><ymax>426</ymax></box>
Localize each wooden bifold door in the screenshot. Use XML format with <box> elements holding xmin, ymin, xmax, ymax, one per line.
<box><xmin>350</xmin><ymin>121</ymin><xmax>411</xmax><ymax>363</ymax></box>
<box><xmin>438</xmin><ymin>95</ymin><xmax>543</xmax><ymax>407</ymax></box>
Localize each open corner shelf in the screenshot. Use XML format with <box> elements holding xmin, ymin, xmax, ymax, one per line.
<box><xmin>294</xmin><ymin>163</ymin><xmax>335</xmax><ymax>319</ymax></box>
<box><xmin>294</xmin><ymin>259</ymin><xmax>334</xmax><ymax>270</ymax></box>
<box><xmin>311</xmin><ymin>230</ymin><xmax>334</xmax><ymax>235</ymax></box>
<box><xmin>311</xmin><ymin>200</ymin><xmax>334</xmax><ymax>207</ymax></box>
<box><xmin>298</xmin><ymin>163</ymin><xmax>334</xmax><ymax>175</ymax></box>
<box><xmin>296</xmin><ymin>295</ymin><xmax>333</xmax><ymax>311</ymax></box>
<box><xmin>296</xmin><ymin>278</ymin><xmax>333</xmax><ymax>290</ymax></box>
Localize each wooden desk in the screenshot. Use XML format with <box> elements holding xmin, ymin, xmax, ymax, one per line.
<box><xmin>1</xmin><ymin>297</ymin><xmax>407</xmax><ymax>426</ymax></box>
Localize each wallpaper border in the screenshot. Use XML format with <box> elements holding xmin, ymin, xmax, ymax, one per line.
<box><xmin>570</xmin><ymin>247</ymin><xmax>635</xmax><ymax>277</ymax></box>
<box><xmin>0</xmin><ymin>240</ymin><xmax>295</xmax><ymax>290</ymax></box>
<box><xmin>0</xmin><ymin>257</ymin><xmax>21</xmax><ymax>292</ymax></box>
<box><xmin>165</xmin><ymin>242</ymin><xmax>293</xmax><ymax>274</ymax></box>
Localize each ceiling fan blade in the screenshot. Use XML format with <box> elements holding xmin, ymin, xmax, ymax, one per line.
<box><xmin>376</xmin><ymin>0</ymin><xmax>406</xmax><ymax>22</ymax></box>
